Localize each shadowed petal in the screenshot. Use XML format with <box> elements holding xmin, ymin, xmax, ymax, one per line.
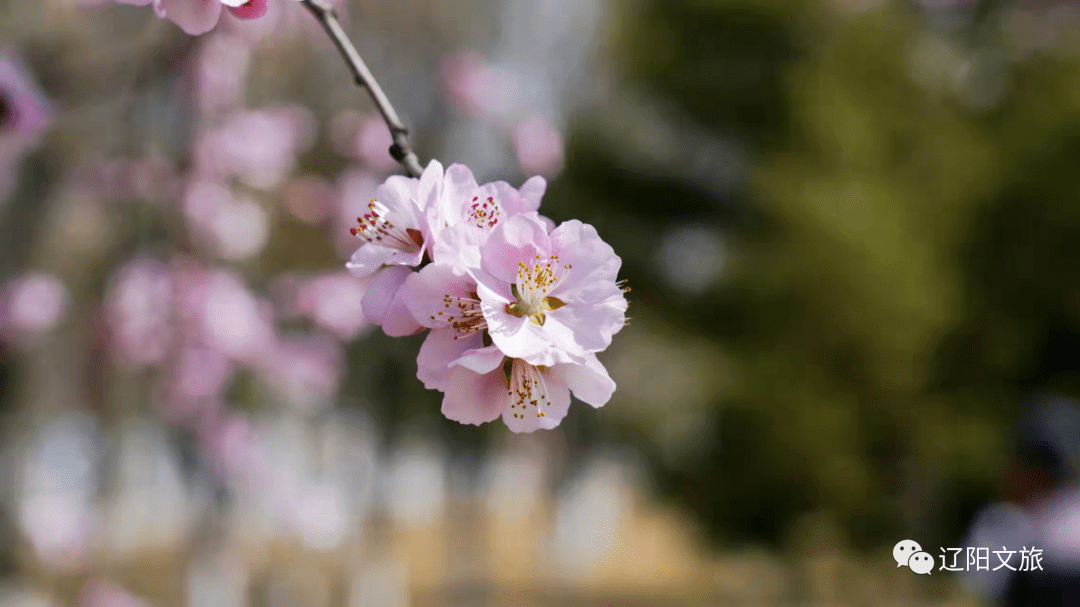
<box><xmin>346</xmin><ymin>243</ymin><xmax>424</xmax><ymax>277</ymax></box>
<box><xmin>442</xmin><ymin>365</ymin><xmax>509</xmax><ymax>426</ymax></box>
<box><xmin>553</xmin><ymin>353</ymin><xmax>615</xmax><ymax>408</ymax></box>
<box><xmin>417</xmin><ymin>328</ymin><xmax>483</xmax><ymax>390</ymax></box>
<box><xmin>361</xmin><ymin>266</ymin><xmax>412</xmax><ymax>326</ymax></box>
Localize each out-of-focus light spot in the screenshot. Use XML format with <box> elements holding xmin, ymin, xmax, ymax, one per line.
<box><xmin>653</xmin><ymin>224</ymin><xmax>727</xmax><ymax>295</ymax></box>
<box><xmin>514</xmin><ymin>115</ymin><xmax>564</xmax><ymax>178</ymax></box>
<box><xmin>283</xmin><ymin>174</ymin><xmax>336</xmax><ymax>225</ymax></box>
<box><xmin>0</xmin><ymin>272</ymin><xmax>70</xmax><ymax>338</ymax></box>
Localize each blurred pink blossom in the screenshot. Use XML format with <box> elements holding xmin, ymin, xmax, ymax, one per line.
<box><xmin>69</xmin><ymin>156</ymin><xmax>179</xmax><ymax>202</ymax></box>
<box><xmin>283</xmin><ymin>173</ymin><xmax>336</xmax><ymax>225</ymax></box>
<box><xmin>114</xmin><ymin>0</ymin><xmax>267</xmax><ymax>36</ymax></box>
<box><xmin>354</xmin><ymin>115</ymin><xmax>398</xmax><ymax>171</ymax></box>
<box><xmin>193</xmin><ymin>33</ymin><xmax>252</xmax><ymax>115</ymax></box>
<box><xmin>0</xmin><ymin>54</ymin><xmax>53</xmax><ymax>203</ymax></box>
<box><xmin>328</xmin><ymin>110</ymin><xmax>362</xmax><ymax>158</ymax></box>
<box><xmin>182</xmin><ymin>180</ymin><xmax>270</xmax><ymax>260</ymax></box>
<box><xmin>255</xmin><ymin>333</ymin><xmax>343</xmax><ymax>411</ymax></box>
<box><xmin>104</xmin><ymin>258</ymin><xmax>173</xmax><ymax>365</ymax></box>
<box><xmin>73</xmin><ymin>579</ymin><xmax>151</xmax><ymax>607</ymax></box>
<box><xmin>172</xmin><ymin>346</ymin><xmax>234</xmax><ymax>400</ymax></box>
<box><xmin>193</xmin><ymin>106</ymin><xmax>315</xmax><ymax>190</ymax></box>
<box><xmin>18</xmin><ymin>494</ymin><xmax>93</xmax><ymax>571</ymax></box>
<box><xmin>191</xmin><ymin>270</ymin><xmax>276</xmax><ymax>365</ymax></box>
<box><xmin>196</xmin><ymin>409</ymin><xmax>267</xmax><ymax>491</ymax></box>
<box><xmin>514</xmin><ymin>116</ymin><xmax>565</xmax><ymax>178</ymax></box>
<box><xmin>275</xmin><ymin>271</ymin><xmax>374</xmax><ymax>341</ymax></box>
<box><xmin>440</xmin><ymin>51</ymin><xmax>517</xmax><ymax>120</ymax></box>
<box><xmin>0</xmin><ymin>272</ymin><xmax>70</xmax><ymax>340</ymax></box>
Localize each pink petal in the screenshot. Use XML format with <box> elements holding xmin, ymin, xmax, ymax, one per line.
<box><xmin>552</xmin><ymin>353</ymin><xmax>615</xmax><ymax>408</ymax></box>
<box><xmin>449</xmin><ymin>344</ymin><xmax>506</xmax><ymax>374</ymax></box>
<box><xmin>430</xmin><ymin>220</ymin><xmax>485</xmax><ymax>273</ymax></box>
<box><xmin>479</xmin><ymin>213</ymin><xmax>550</xmax><ymax>284</ymax></box>
<box><xmin>548</xmin><ymin>220</ymin><xmax>623</xmax><ymax>301</ymax></box>
<box><xmin>416</xmin><ymin>159</ymin><xmax>444</xmax><ymax>213</ymax></box>
<box><xmin>345</xmin><ymin>243</ymin><xmax>424</xmax><ymax>277</ymax></box>
<box><xmin>360</xmin><ymin>265</ymin><xmax>412</xmax><ymax>326</ymax></box>
<box><xmin>439</xmin><ymin>164</ymin><xmax>480</xmax><ymax>221</ymax></box>
<box><xmin>381</xmin><ymin>287</ymin><xmax>423</xmax><ymax>337</ymax></box>
<box><xmin>482</xmin><ymin>180</ymin><xmax>535</xmax><ymax>218</ymax></box>
<box><xmin>544</xmin><ymin>297</ymin><xmax>627</xmax><ymax>353</ymax></box>
<box><xmin>373</xmin><ymin>174</ymin><xmax>421</xmax><ymax>226</ymax></box>
<box><xmin>417</xmin><ymin>328</ymin><xmax>483</xmax><ymax>390</ymax></box>
<box><xmin>442</xmin><ymin>365</ymin><xmax>509</xmax><ymax>426</ymax></box>
<box><xmin>400</xmin><ymin>262</ymin><xmax>477</xmax><ymax>329</ymax></box>
<box><xmin>158</xmin><ymin>0</ymin><xmax>222</xmax><ymax>34</ymax></box>
<box><xmin>518</xmin><ymin>176</ymin><xmax>547</xmax><ymax>212</ymax></box>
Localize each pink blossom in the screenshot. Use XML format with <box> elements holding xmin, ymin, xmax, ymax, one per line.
<box><xmin>399</xmin><ymin>262</ymin><xmax>487</xmax><ymax>390</ymax></box>
<box><xmin>104</xmin><ymin>258</ymin><xmax>173</xmax><ymax>365</ymax></box>
<box><xmin>345</xmin><ymin>159</ymin><xmax>444</xmax><ymax>277</ymax></box>
<box><xmin>424</xmin><ymin>162</ymin><xmax>547</xmax><ymax>272</ymax></box>
<box><xmin>73</xmin><ymin>579</ymin><xmax>150</xmax><ymax>607</ymax></box>
<box><xmin>514</xmin><ymin>116</ymin><xmax>565</xmax><ymax>178</ymax></box>
<box><xmin>19</xmin><ymin>493</ymin><xmax>93</xmax><ymax>571</ymax></box>
<box><xmin>0</xmin><ymin>54</ymin><xmax>53</xmax><ymax>203</ymax></box>
<box><xmin>192</xmin><ymin>33</ymin><xmax>252</xmax><ymax>115</ymax></box>
<box><xmin>353</xmin><ymin>115</ymin><xmax>399</xmax><ymax>171</ymax></box>
<box><xmin>255</xmin><ymin>333</ymin><xmax>343</xmax><ymax>411</ymax></box>
<box><xmin>382</xmin><ymin>163</ymin><xmax>553</xmax><ymax>346</ymax></box>
<box><xmin>442</xmin><ymin>350</ymin><xmax>615</xmax><ymax>433</ymax></box>
<box><xmin>279</xmin><ymin>271</ymin><xmax>374</xmax><ymax>341</ymax></box>
<box><xmin>193</xmin><ymin>106</ymin><xmax>315</xmax><ymax>190</ymax></box>
<box><xmin>283</xmin><ymin>173</ymin><xmax>336</xmax><ymax>225</ymax></box>
<box><xmin>182</xmin><ymin>181</ymin><xmax>269</xmax><ymax>260</ymax></box>
<box><xmin>194</xmin><ymin>408</ymin><xmax>266</xmax><ymax>491</ymax></box>
<box><xmin>182</xmin><ymin>269</ymin><xmax>276</xmax><ymax>365</ymax></box>
<box><xmin>171</xmin><ymin>347</ymin><xmax>234</xmax><ymax>400</ymax></box>
<box><xmin>0</xmin><ymin>272</ymin><xmax>70</xmax><ymax>340</ymax></box>
<box><xmin>472</xmin><ymin>213</ymin><xmax>628</xmax><ymax>366</ymax></box>
<box><xmin>114</xmin><ymin>0</ymin><xmax>267</xmax><ymax>36</ymax></box>
<box><xmin>335</xmin><ymin>168</ymin><xmax>382</xmax><ymax>256</ymax></box>
<box><xmin>361</xmin><ymin>265</ymin><xmax>422</xmax><ymax>337</ymax></box>
<box><xmin>440</xmin><ymin>51</ymin><xmax>518</xmax><ymax>120</ymax></box>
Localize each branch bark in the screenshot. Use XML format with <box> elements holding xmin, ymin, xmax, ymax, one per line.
<box><xmin>299</xmin><ymin>0</ymin><xmax>424</xmax><ymax>177</ymax></box>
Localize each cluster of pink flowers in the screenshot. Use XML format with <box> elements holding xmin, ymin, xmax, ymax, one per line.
<box><xmin>348</xmin><ymin>161</ymin><xmax>629</xmax><ymax>433</ymax></box>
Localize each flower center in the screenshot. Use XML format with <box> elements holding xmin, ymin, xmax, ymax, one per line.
<box><xmin>505</xmin><ymin>255</ymin><xmax>568</xmax><ymax>326</ymax></box>
<box><xmin>466</xmin><ymin>195</ymin><xmax>501</xmax><ymax>230</ymax></box>
<box><xmin>350</xmin><ymin>198</ymin><xmax>424</xmax><ymax>252</ymax></box>
<box><xmin>431</xmin><ymin>291</ymin><xmax>486</xmax><ymax>339</ymax></box>
<box><xmin>505</xmin><ymin>358</ymin><xmax>552</xmax><ymax>420</ymax></box>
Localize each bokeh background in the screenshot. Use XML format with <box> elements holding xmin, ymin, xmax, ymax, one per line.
<box><xmin>1</xmin><ymin>0</ymin><xmax>1079</xmax><ymax>604</ymax></box>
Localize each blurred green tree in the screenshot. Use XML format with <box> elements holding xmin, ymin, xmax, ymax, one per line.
<box><xmin>549</xmin><ymin>0</ymin><xmax>1080</xmax><ymax>551</ymax></box>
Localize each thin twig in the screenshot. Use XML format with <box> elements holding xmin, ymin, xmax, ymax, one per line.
<box><xmin>299</xmin><ymin>0</ymin><xmax>424</xmax><ymax>177</ymax></box>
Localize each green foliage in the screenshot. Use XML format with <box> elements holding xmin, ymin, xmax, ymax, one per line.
<box><xmin>560</xmin><ymin>0</ymin><xmax>1080</xmax><ymax>551</ymax></box>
